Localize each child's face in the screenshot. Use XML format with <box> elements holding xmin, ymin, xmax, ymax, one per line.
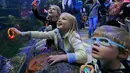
<box><xmin>57</xmin><ymin>14</ymin><xmax>70</xmax><ymax>31</ymax></box>
<box><xmin>48</xmin><ymin>6</ymin><xmax>58</xmax><ymax>17</ymax></box>
<box><xmin>91</xmin><ymin>37</ymin><xmax>123</xmax><ymax>60</ymax></box>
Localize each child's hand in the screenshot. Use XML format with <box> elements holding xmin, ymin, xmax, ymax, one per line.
<box><xmin>47</xmin><ymin>55</ymin><xmax>67</xmax><ymax>65</ymax></box>
<box><xmin>46</xmin><ymin>25</ymin><xmax>52</xmax><ymax>31</ymax></box>
<box><xmin>9</xmin><ymin>27</ymin><xmax>22</xmax><ymax>35</ymax></box>
<box><xmin>80</xmin><ymin>65</ymin><xmax>94</xmax><ymax>73</ymax></box>
<box><xmin>31</xmin><ymin>0</ymin><xmax>37</xmax><ymax>10</ymax></box>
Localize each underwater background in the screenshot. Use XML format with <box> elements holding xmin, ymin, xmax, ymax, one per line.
<box><xmin>0</xmin><ymin>0</ymin><xmax>88</xmax><ymax>73</ymax></box>
<box><xmin>0</xmin><ymin>0</ymin><xmax>61</xmax><ymax>58</ymax></box>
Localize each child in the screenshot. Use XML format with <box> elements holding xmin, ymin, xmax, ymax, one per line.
<box><xmin>80</xmin><ymin>25</ymin><xmax>130</xmax><ymax>73</ymax></box>
<box><xmin>32</xmin><ymin>3</ymin><xmax>61</xmax><ymax>30</ymax></box>
<box><xmin>9</xmin><ymin>13</ymin><xmax>88</xmax><ymax>65</ymax></box>
<box><xmin>32</xmin><ymin>2</ymin><xmax>61</xmax><ymax>48</ymax></box>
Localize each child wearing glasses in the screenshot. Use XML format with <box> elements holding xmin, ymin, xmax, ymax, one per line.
<box><xmin>80</xmin><ymin>25</ymin><xmax>130</xmax><ymax>73</ymax></box>
<box><xmin>9</xmin><ymin>13</ymin><xmax>88</xmax><ymax>65</ymax></box>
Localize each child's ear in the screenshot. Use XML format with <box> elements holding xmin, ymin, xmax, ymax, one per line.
<box><xmin>118</xmin><ymin>49</ymin><xmax>129</xmax><ymax>59</ymax></box>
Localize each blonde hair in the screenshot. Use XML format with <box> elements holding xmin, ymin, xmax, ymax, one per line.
<box><xmin>61</xmin><ymin>12</ymin><xmax>78</xmax><ymax>33</ymax></box>
<box><xmin>50</xmin><ymin>5</ymin><xmax>61</xmax><ymax>16</ymax></box>
<box><xmin>93</xmin><ymin>25</ymin><xmax>130</xmax><ymax>51</ymax></box>
<box><xmin>47</xmin><ymin>5</ymin><xmax>61</xmax><ymax>20</ymax></box>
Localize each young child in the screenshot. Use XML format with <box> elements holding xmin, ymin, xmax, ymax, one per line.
<box><xmin>80</xmin><ymin>25</ymin><xmax>130</xmax><ymax>73</ymax></box>
<box><xmin>32</xmin><ymin>2</ymin><xmax>61</xmax><ymax>48</ymax></box>
<box><xmin>32</xmin><ymin>2</ymin><xmax>61</xmax><ymax>30</ymax></box>
<box><xmin>9</xmin><ymin>13</ymin><xmax>88</xmax><ymax>65</ymax></box>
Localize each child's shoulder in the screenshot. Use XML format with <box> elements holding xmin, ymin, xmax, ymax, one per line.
<box><xmin>68</xmin><ymin>31</ymin><xmax>79</xmax><ymax>37</ymax></box>
<box><xmin>121</xmin><ymin>60</ymin><xmax>130</xmax><ymax>68</ymax></box>
<box><xmin>90</xmin><ymin>60</ymin><xmax>130</xmax><ymax>73</ymax></box>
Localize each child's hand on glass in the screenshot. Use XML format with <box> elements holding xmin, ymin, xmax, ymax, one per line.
<box><xmin>9</xmin><ymin>27</ymin><xmax>22</xmax><ymax>35</ymax></box>
<box><xmin>47</xmin><ymin>55</ymin><xmax>67</xmax><ymax>65</ymax></box>
<box><xmin>80</xmin><ymin>65</ymin><xmax>94</xmax><ymax>73</ymax></box>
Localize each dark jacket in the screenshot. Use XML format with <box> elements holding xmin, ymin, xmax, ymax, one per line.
<box><xmin>32</xmin><ymin>9</ymin><xmax>57</xmax><ymax>30</ymax></box>
<box><xmin>89</xmin><ymin>60</ymin><xmax>130</xmax><ymax>73</ymax></box>
<box><xmin>32</xmin><ymin>9</ymin><xmax>57</xmax><ymax>46</ymax></box>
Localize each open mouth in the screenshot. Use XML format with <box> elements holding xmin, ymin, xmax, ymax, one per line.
<box><xmin>57</xmin><ymin>23</ymin><xmax>62</xmax><ymax>26</ymax></box>
<box><xmin>48</xmin><ymin>11</ymin><xmax>52</xmax><ymax>14</ymax></box>
<box><xmin>92</xmin><ymin>47</ymin><xmax>99</xmax><ymax>53</ymax></box>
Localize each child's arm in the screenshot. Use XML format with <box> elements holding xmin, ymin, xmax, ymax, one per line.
<box><xmin>9</xmin><ymin>27</ymin><xmax>27</xmax><ymax>36</ymax></box>
<box><xmin>28</xmin><ymin>31</ymin><xmax>54</xmax><ymax>39</ymax></box>
<box><xmin>31</xmin><ymin>1</ymin><xmax>46</xmax><ymax>22</ymax></box>
<box><xmin>10</xmin><ymin>27</ymin><xmax>54</xmax><ymax>39</ymax></box>
<box><xmin>66</xmin><ymin>33</ymin><xmax>88</xmax><ymax>64</ymax></box>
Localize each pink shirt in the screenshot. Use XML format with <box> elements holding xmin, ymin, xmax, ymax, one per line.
<box><xmin>124</xmin><ymin>0</ymin><xmax>130</xmax><ymax>2</ymax></box>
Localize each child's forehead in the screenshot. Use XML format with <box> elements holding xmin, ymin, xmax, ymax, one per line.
<box><xmin>49</xmin><ymin>6</ymin><xmax>56</xmax><ymax>9</ymax></box>
<box><xmin>93</xmin><ymin>32</ymin><xmax>100</xmax><ymax>37</ymax></box>
<box><xmin>93</xmin><ymin>31</ymin><xmax>104</xmax><ymax>37</ymax></box>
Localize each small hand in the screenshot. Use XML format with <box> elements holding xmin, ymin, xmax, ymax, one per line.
<box><xmin>80</xmin><ymin>65</ymin><xmax>94</xmax><ymax>73</ymax></box>
<box><xmin>46</xmin><ymin>25</ymin><xmax>52</xmax><ymax>31</ymax></box>
<box><xmin>47</xmin><ymin>55</ymin><xmax>67</xmax><ymax>65</ymax></box>
<box><xmin>9</xmin><ymin>27</ymin><xmax>22</xmax><ymax>35</ymax></box>
<box><xmin>31</xmin><ymin>0</ymin><xmax>37</xmax><ymax>9</ymax></box>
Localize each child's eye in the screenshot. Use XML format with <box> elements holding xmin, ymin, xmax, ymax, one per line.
<box><xmin>52</xmin><ymin>8</ymin><xmax>55</xmax><ymax>10</ymax></box>
<box><xmin>92</xmin><ymin>38</ymin><xmax>96</xmax><ymax>41</ymax></box>
<box><xmin>48</xmin><ymin>7</ymin><xmax>51</xmax><ymax>10</ymax></box>
<box><xmin>62</xmin><ymin>17</ymin><xmax>66</xmax><ymax>20</ymax></box>
<box><xmin>91</xmin><ymin>38</ymin><xmax>97</xmax><ymax>43</ymax></box>
<box><xmin>100</xmin><ymin>39</ymin><xmax>109</xmax><ymax>43</ymax></box>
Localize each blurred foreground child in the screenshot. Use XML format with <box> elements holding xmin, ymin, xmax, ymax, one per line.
<box><xmin>80</xmin><ymin>25</ymin><xmax>130</xmax><ymax>73</ymax></box>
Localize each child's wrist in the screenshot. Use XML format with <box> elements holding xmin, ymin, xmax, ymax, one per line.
<box><xmin>21</xmin><ymin>32</ymin><xmax>25</xmax><ymax>36</ymax></box>
<box><xmin>61</xmin><ymin>54</ymin><xmax>67</xmax><ymax>61</ymax></box>
<box><xmin>21</xmin><ymin>32</ymin><xmax>31</xmax><ymax>36</ymax></box>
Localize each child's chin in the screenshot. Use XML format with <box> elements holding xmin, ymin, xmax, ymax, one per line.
<box><xmin>48</xmin><ymin>14</ymin><xmax>53</xmax><ymax>16</ymax></box>
<box><xmin>92</xmin><ymin>53</ymin><xmax>102</xmax><ymax>59</ymax></box>
<box><xmin>57</xmin><ymin>26</ymin><xmax>62</xmax><ymax>29</ymax></box>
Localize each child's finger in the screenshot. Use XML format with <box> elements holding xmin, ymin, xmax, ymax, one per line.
<box><xmin>80</xmin><ymin>65</ymin><xmax>86</xmax><ymax>73</ymax></box>
<box><xmin>47</xmin><ymin>56</ymin><xmax>54</xmax><ymax>63</ymax></box>
<box><xmin>80</xmin><ymin>65</ymin><xmax>94</xmax><ymax>73</ymax></box>
<box><xmin>31</xmin><ymin>1</ymin><xmax>35</xmax><ymax>5</ymax></box>
<box><xmin>31</xmin><ymin>1</ymin><xmax>37</xmax><ymax>7</ymax></box>
<box><xmin>85</xmin><ymin>65</ymin><xmax>94</xmax><ymax>73</ymax></box>
<box><xmin>9</xmin><ymin>28</ymin><xmax>17</xmax><ymax>33</ymax></box>
<box><xmin>50</xmin><ymin>60</ymin><xmax>56</xmax><ymax>65</ymax></box>
<box><xmin>85</xmin><ymin>65</ymin><xmax>94</xmax><ymax>70</ymax></box>
<box><xmin>9</xmin><ymin>27</ymin><xmax>15</xmax><ymax>31</ymax></box>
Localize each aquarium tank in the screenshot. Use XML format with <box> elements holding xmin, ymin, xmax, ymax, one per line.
<box><xmin>0</xmin><ymin>0</ymin><xmax>83</xmax><ymax>73</ymax></box>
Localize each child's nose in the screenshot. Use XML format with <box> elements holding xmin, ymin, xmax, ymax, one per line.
<box><xmin>58</xmin><ymin>19</ymin><xmax>61</xmax><ymax>22</ymax></box>
<box><xmin>93</xmin><ymin>41</ymin><xmax>100</xmax><ymax>47</ymax></box>
<box><xmin>50</xmin><ymin>9</ymin><xmax>52</xmax><ymax>11</ymax></box>
<box><xmin>49</xmin><ymin>9</ymin><xmax>52</xmax><ymax>11</ymax></box>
